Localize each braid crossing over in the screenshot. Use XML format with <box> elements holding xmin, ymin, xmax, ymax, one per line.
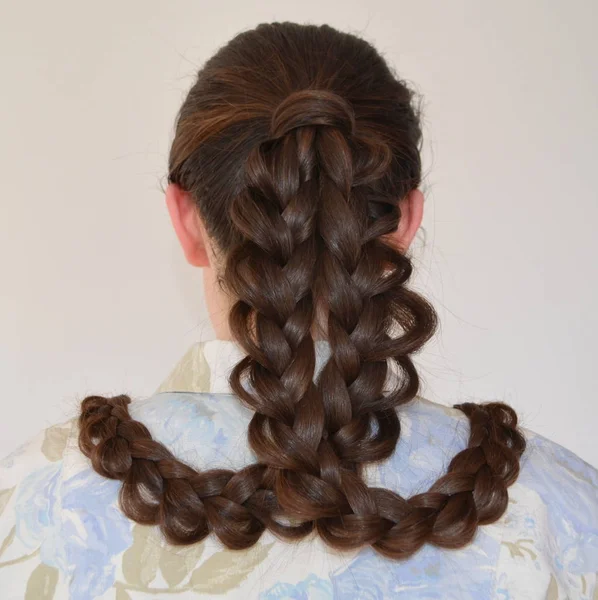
<box><xmin>79</xmin><ymin>22</ymin><xmax>526</xmax><ymax>558</ymax></box>
<box><xmin>79</xmin><ymin>394</ymin><xmax>525</xmax><ymax>554</ymax></box>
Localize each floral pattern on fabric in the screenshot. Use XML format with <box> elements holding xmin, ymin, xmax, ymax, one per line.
<box><xmin>1</xmin><ymin>340</ymin><xmax>597</xmax><ymax>599</ymax></box>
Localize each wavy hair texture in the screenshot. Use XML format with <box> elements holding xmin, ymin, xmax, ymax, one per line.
<box><xmin>78</xmin><ymin>22</ymin><xmax>526</xmax><ymax>557</ymax></box>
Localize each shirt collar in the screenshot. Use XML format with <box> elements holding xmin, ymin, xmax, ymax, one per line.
<box><xmin>156</xmin><ymin>339</ymin><xmax>334</xmax><ymax>395</ymax></box>
<box><xmin>156</xmin><ymin>339</ymin><xmax>244</xmax><ymax>395</ymax></box>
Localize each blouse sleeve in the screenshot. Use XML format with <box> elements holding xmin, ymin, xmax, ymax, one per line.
<box><xmin>0</xmin><ymin>418</ymin><xmax>75</xmax><ymax>600</ymax></box>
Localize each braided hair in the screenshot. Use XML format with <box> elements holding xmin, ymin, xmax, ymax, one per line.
<box><xmin>78</xmin><ymin>22</ymin><xmax>526</xmax><ymax>556</ymax></box>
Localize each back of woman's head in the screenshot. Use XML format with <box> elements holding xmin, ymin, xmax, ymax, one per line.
<box><xmin>78</xmin><ymin>21</ymin><xmax>525</xmax><ymax>557</ymax></box>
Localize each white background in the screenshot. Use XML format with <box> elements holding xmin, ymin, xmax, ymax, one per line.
<box><xmin>1</xmin><ymin>1</ymin><xmax>596</xmax><ymax>466</ymax></box>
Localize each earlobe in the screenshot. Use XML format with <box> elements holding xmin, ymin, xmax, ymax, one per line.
<box><xmin>165</xmin><ymin>183</ymin><xmax>211</xmax><ymax>267</ymax></box>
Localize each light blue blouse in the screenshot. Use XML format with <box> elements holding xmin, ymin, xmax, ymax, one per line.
<box><xmin>0</xmin><ymin>339</ymin><xmax>597</xmax><ymax>599</ymax></box>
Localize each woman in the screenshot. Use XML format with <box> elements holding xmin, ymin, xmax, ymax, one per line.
<box><xmin>1</xmin><ymin>21</ymin><xmax>596</xmax><ymax>600</ymax></box>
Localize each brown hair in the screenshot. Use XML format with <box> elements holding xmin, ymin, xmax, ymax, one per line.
<box><xmin>78</xmin><ymin>22</ymin><xmax>525</xmax><ymax>557</ymax></box>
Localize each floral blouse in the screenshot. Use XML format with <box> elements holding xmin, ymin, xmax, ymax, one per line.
<box><xmin>1</xmin><ymin>339</ymin><xmax>597</xmax><ymax>600</ymax></box>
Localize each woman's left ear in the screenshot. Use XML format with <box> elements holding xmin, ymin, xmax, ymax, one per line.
<box><xmin>390</xmin><ymin>188</ymin><xmax>425</xmax><ymax>252</ymax></box>
<box><xmin>165</xmin><ymin>183</ymin><xmax>211</xmax><ymax>267</ymax></box>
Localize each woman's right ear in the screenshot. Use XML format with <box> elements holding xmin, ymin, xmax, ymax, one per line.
<box><xmin>165</xmin><ymin>183</ymin><xmax>210</xmax><ymax>267</ymax></box>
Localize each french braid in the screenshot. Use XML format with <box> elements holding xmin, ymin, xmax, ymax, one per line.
<box><xmin>78</xmin><ymin>21</ymin><xmax>526</xmax><ymax>557</ymax></box>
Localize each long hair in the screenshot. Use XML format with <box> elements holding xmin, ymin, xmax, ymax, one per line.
<box><xmin>78</xmin><ymin>22</ymin><xmax>525</xmax><ymax>557</ymax></box>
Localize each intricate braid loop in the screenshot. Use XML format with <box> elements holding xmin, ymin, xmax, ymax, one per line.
<box><xmin>79</xmin><ymin>395</ymin><xmax>312</xmax><ymax>548</ymax></box>
<box><xmin>79</xmin><ymin>394</ymin><xmax>525</xmax><ymax>553</ymax></box>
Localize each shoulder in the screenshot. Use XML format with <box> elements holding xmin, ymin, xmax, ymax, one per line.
<box><xmin>518</xmin><ymin>426</ymin><xmax>598</xmax><ymax>506</ymax></box>
<box><xmin>490</xmin><ymin>428</ymin><xmax>598</xmax><ymax>597</ymax></box>
<box><xmin>1</xmin><ymin>417</ymin><xmax>75</xmax><ymax>502</ymax></box>
<box><xmin>511</xmin><ymin>431</ymin><xmax>597</xmax><ymax>548</ymax></box>
<box><xmin>385</xmin><ymin>396</ymin><xmax>597</xmax><ymax>504</ymax></box>
<box><xmin>128</xmin><ymin>391</ymin><xmax>256</xmax><ymax>469</ymax></box>
<box><xmin>392</xmin><ymin>397</ymin><xmax>598</xmax><ymax>537</ymax></box>
<box><xmin>378</xmin><ymin>398</ymin><xmax>598</xmax><ymax>597</ymax></box>
<box><xmin>0</xmin><ymin>391</ymin><xmax>257</xmax><ymax>599</ymax></box>
<box><xmin>0</xmin><ymin>417</ymin><xmax>76</xmax><ymax>597</ymax></box>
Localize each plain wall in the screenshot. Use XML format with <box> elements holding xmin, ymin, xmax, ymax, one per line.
<box><xmin>1</xmin><ymin>0</ymin><xmax>596</xmax><ymax>467</ymax></box>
